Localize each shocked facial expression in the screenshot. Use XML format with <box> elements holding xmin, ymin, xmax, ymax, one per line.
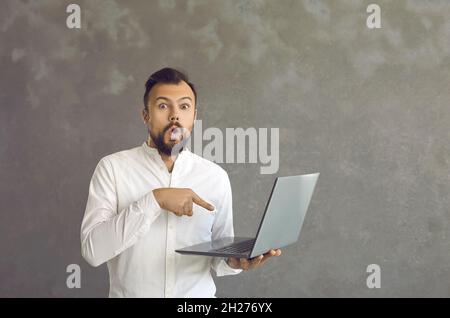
<box><xmin>143</xmin><ymin>81</ymin><xmax>196</xmax><ymax>156</ymax></box>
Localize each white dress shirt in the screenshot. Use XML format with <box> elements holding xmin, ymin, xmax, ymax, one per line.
<box><xmin>81</xmin><ymin>142</ymin><xmax>242</xmax><ymax>297</ymax></box>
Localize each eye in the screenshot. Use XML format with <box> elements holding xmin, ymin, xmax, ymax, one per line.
<box><xmin>158</xmin><ymin>103</ymin><xmax>168</xmax><ymax>109</ymax></box>
<box><xmin>180</xmin><ymin>103</ymin><xmax>190</xmax><ymax>110</ymax></box>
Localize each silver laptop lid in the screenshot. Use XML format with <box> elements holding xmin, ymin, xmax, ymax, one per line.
<box><xmin>250</xmin><ymin>173</ymin><xmax>319</xmax><ymax>258</ymax></box>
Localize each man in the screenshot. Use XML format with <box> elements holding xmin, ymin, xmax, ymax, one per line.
<box><xmin>81</xmin><ymin>67</ymin><xmax>281</xmax><ymax>297</ymax></box>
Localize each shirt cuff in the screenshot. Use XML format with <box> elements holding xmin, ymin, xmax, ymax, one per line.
<box><xmin>215</xmin><ymin>258</ymin><xmax>243</xmax><ymax>277</ymax></box>
<box><xmin>132</xmin><ymin>191</ymin><xmax>164</xmax><ymax>242</ymax></box>
<box><xmin>139</xmin><ymin>190</ymin><xmax>163</xmax><ymax>218</ymax></box>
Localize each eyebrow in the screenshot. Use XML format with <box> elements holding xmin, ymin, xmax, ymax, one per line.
<box><xmin>155</xmin><ymin>96</ymin><xmax>192</xmax><ymax>103</ymax></box>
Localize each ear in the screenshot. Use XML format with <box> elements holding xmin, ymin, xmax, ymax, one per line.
<box><xmin>142</xmin><ymin>108</ymin><xmax>149</xmax><ymax>123</ymax></box>
<box><xmin>194</xmin><ymin>108</ymin><xmax>197</xmax><ymax>121</ymax></box>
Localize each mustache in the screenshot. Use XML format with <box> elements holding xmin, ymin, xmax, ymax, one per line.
<box><xmin>163</xmin><ymin>122</ymin><xmax>183</xmax><ymax>133</ymax></box>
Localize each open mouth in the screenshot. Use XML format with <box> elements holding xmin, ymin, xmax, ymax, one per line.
<box><xmin>168</xmin><ymin>126</ymin><xmax>183</xmax><ymax>141</ymax></box>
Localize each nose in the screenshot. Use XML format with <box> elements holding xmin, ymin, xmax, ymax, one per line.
<box><xmin>169</xmin><ymin>108</ymin><xmax>180</xmax><ymax>122</ymax></box>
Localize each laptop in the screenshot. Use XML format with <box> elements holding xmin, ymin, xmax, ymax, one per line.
<box><xmin>175</xmin><ymin>173</ymin><xmax>319</xmax><ymax>259</ymax></box>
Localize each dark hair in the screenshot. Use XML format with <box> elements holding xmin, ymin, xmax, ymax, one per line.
<box><xmin>143</xmin><ymin>67</ymin><xmax>197</xmax><ymax>110</ymax></box>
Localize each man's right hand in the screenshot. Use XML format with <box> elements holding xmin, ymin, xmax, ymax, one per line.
<box><xmin>152</xmin><ymin>188</ymin><xmax>215</xmax><ymax>217</ymax></box>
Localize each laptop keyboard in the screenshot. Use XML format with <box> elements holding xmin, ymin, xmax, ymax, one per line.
<box><xmin>214</xmin><ymin>239</ymin><xmax>255</xmax><ymax>254</ymax></box>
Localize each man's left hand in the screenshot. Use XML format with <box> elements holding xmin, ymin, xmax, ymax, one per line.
<box><xmin>226</xmin><ymin>249</ymin><xmax>282</xmax><ymax>270</ymax></box>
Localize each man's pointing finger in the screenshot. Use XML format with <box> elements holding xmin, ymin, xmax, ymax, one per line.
<box><xmin>191</xmin><ymin>192</ymin><xmax>215</xmax><ymax>211</ymax></box>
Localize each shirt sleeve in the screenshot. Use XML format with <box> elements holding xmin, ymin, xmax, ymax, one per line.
<box><xmin>210</xmin><ymin>171</ymin><xmax>243</xmax><ymax>276</ymax></box>
<box><xmin>80</xmin><ymin>158</ymin><xmax>163</xmax><ymax>267</ymax></box>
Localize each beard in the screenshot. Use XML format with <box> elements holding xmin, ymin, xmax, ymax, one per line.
<box><xmin>149</xmin><ymin>123</ymin><xmax>190</xmax><ymax>157</ymax></box>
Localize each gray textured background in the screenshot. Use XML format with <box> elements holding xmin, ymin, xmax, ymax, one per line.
<box><xmin>0</xmin><ymin>0</ymin><xmax>449</xmax><ymax>297</ymax></box>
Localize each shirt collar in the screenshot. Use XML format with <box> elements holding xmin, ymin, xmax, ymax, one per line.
<box><xmin>141</xmin><ymin>141</ymin><xmax>160</xmax><ymax>158</ymax></box>
<box><xmin>141</xmin><ymin>141</ymin><xmax>191</xmax><ymax>165</ymax></box>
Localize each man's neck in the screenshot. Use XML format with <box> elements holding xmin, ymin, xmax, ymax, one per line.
<box><xmin>147</xmin><ymin>139</ymin><xmax>177</xmax><ymax>173</ymax></box>
<box><xmin>161</xmin><ymin>155</ymin><xmax>175</xmax><ymax>173</ymax></box>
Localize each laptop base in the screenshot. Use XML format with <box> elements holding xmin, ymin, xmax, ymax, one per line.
<box><xmin>175</xmin><ymin>236</ymin><xmax>254</xmax><ymax>258</ymax></box>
